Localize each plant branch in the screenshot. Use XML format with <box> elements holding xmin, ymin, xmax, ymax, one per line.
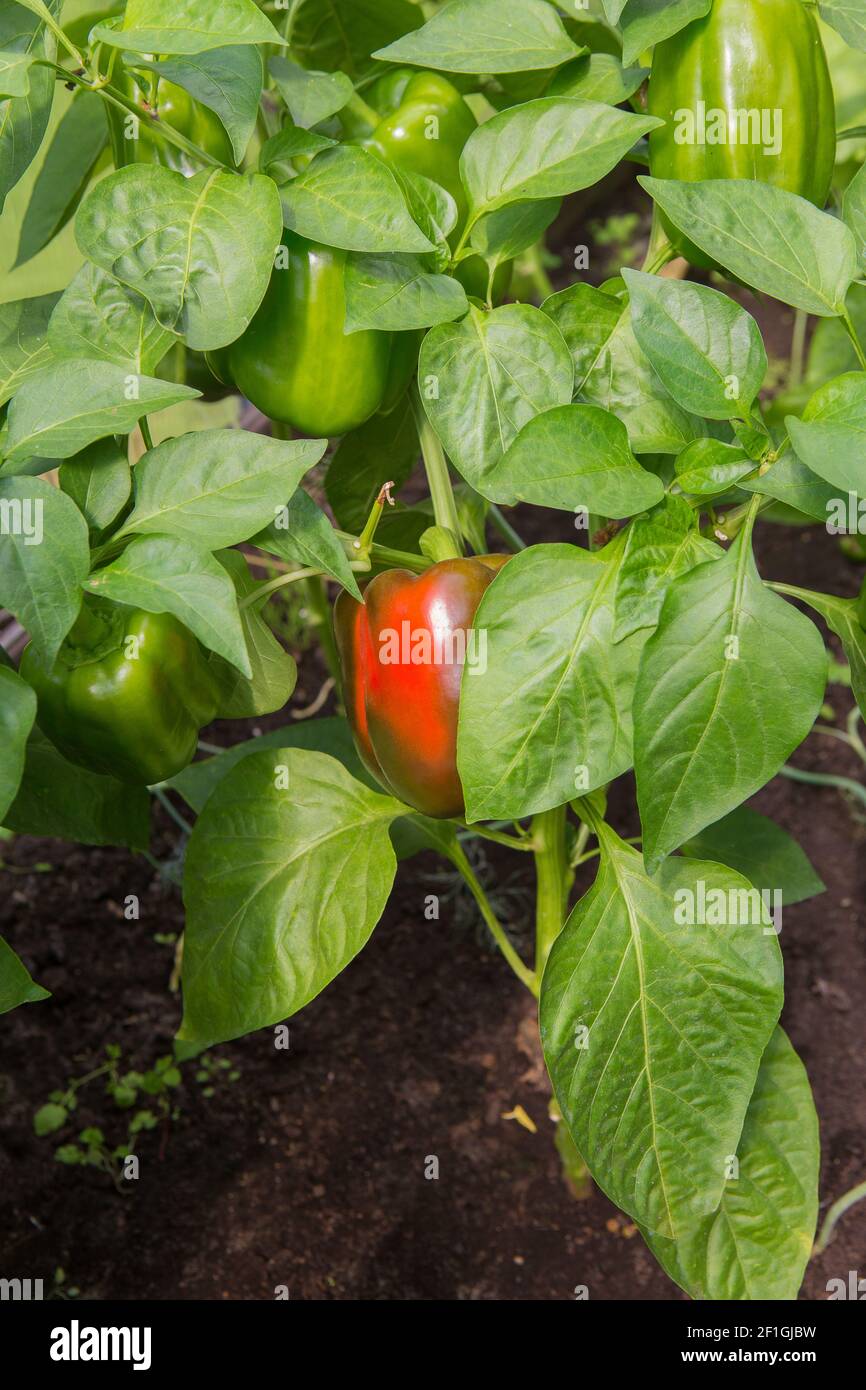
<box><xmin>447</xmin><ymin>841</ymin><xmax>538</xmax><ymax>995</ymax></box>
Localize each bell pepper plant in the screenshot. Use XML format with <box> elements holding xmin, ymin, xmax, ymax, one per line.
<box><xmin>2</xmin><ymin>0</ymin><xmax>866</xmax><ymax>1302</ymax></box>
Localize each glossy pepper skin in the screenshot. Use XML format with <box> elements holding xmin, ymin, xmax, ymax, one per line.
<box><xmin>334</xmin><ymin>556</ymin><xmax>508</xmax><ymax>818</ymax></box>
<box><xmin>647</xmin><ymin>0</ymin><xmax>835</xmax><ymax>269</ymax></box>
<box><xmin>20</xmin><ymin>599</ymin><xmax>220</xmax><ymax>785</ymax></box>
<box><xmin>351</xmin><ymin>69</ymin><xmax>511</xmax><ymax>304</ymax></box>
<box><xmin>211</xmin><ymin>232</ymin><xmax>403</xmax><ymax>437</ymax></box>
<box><xmin>107</xmin><ymin>59</ymin><xmax>234</xmax><ymax>175</ymax></box>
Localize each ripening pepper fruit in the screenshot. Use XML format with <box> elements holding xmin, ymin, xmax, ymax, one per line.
<box><xmin>334</xmin><ymin>555</ymin><xmax>508</xmax><ymax>818</ymax></box>
<box><xmin>208</xmin><ymin>232</ymin><xmax>409</xmax><ymax>437</ymax></box>
<box><xmin>647</xmin><ymin>0</ymin><xmax>835</xmax><ymax>269</ymax></box>
<box><xmin>350</xmin><ymin>69</ymin><xmax>511</xmax><ymax>304</ymax></box>
<box><xmin>19</xmin><ymin>598</ymin><xmax>220</xmax><ymax>785</ymax></box>
<box><xmin>106</xmin><ymin>57</ymin><xmax>234</xmax><ymax>175</ymax></box>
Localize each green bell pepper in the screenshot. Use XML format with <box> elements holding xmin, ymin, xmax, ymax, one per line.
<box><xmin>647</xmin><ymin>0</ymin><xmax>835</xmax><ymax>269</ymax></box>
<box><xmin>20</xmin><ymin>599</ymin><xmax>220</xmax><ymax>785</ymax></box>
<box><xmin>350</xmin><ymin>69</ymin><xmax>511</xmax><ymax>303</ymax></box>
<box><xmin>208</xmin><ymin>232</ymin><xmax>412</xmax><ymax>437</ymax></box>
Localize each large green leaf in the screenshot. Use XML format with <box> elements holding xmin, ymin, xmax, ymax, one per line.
<box><xmin>126</xmin><ymin>46</ymin><xmax>263</xmax><ymax>164</ymax></box>
<box><xmin>614</xmin><ymin>494</ymin><xmax>721</xmax><ymax>641</ymax></box>
<box><xmin>279</xmin><ymin>146</ymin><xmax>433</xmax><ymax>254</ymax></box>
<box><xmin>115</xmin><ymin>431</ymin><xmax>325</xmax><ymax>548</ymax></box>
<box><xmin>373</xmin><ymin>0</ymin><xmax>581</xmax><ymax>73</ymax></box>
<box><xmin>0</xmin><ymin>292</ymin><xmax>58</xmax><ymax>407</ymax></box>
<box><xmin>634</xmin><ymin>527</ymin><xmax>827</xmax><ymax>871</ymax></box>
<box><xmin>644</xmin><ymin>1027</ymin><xmax>819</xmax><ymax>1299</ymax></box>
<box><xmin>0</xmin><ymin>664</ymin><xmax>37</xmax><ymax>821</ymax></box>
<box><xmin>76</xmin><ymin>165</ymin><xmax>283</xmax><ymax>350</ymax></box>
<box><xmin>4</xmin><ymin>728</ymin><xmax>150</xmax><ymax>849</ymax></box>
<box><xmin>541</xmin><ymin>826</ymin><xmax>783</xmax><ymax>1239</ymax></box>
<box><xmin>289</xmin><ymin>0</ymin><xmax>422</xmax><ymax>78</ymax></box>
<box><xmin>622</xmin><ymin>268</ymin><xmax>768</xmax><ymax>421</ymax></box>
<box><xmin>179</xmin><ymin>749</ymin><xmax>405</xmax><ymax>1046</ymax></box>
<box><xmin>0</xmin><ymin>476</ymin><xmax>89</xmax><ymax>663</ymax></box>
<box><xmin>92</xmin><ymin>0</ymin><xmax>284</xmax><ymax>54</ymax></box>
<box><xmin>639</xmin><ymin>177</ymin><xmax>858</xmax><ymax>317</ymax></box>
<box><xmin>0</xmin><ymin>2</ymin><xmax>57</xmax><ymax>214</ymax></box>
<box><xmin>13</xmin><ymin>90</ymin><xmax>107</xmax><ymax>268</ymax></box>
<box><xmin>419</xmin><ymin>303</ymin><xmax>573</xmax><ymax>485</ymax></box>
<box><xmin>458</xmin><ymin>538</ymin><xmax>645</xmax><ymax>820</ymax></box>
<box><xmin>206</xmin><ymin>549</ymin><xmax>297</xmax><ymax>719</ymax></box>
<box><xmin>680</xmin><ymin>805</ymin><xmax>824</xmax><ymax>907</ymax></box>
<box><xmin>48</xmin><ymin>263</ymin><xmax>175</xmax><ymax>374</ymax></box>
<box><xmin>786</xmin><ymin>372</ymin><xmax>866</xmax><ymax>493</ymax></box>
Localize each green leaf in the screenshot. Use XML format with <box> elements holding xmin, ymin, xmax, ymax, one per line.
<box><xmin>738</xmin><ymin>449</ymin><xmax>838</xmax><ymax>523</ymax></box>
<box><xmin>259</xmin><ymin>123</ymin><xmax>335</xmax><ymax>181</ymax></box>
<box><xmin>58</xmin><ymin>439</ymin><xmax>131</xmax><ymax>535</ymax></box>
<box><xmin>48</xmin><ymin>263</ymin><xmax>175</xmax><ymax>376</ymax></box>
<box><xmin>842</xmin><ymin>160</ymin><xmax>866</xmax><ymax>266</ymax></box>
<box><xmin>461</xmin><ymin>99</ymin><xmax>660</xmax><ymax>217</ymax></box>
<box><xmin>543</xmin><ymin>281</ymin><xmax>712</xmax><ymax>454</ymax></box>
<box><xmin>786</xmin><ymin>372</ymin><xmax>866</xmax><ymax>493</ymax></box>
<box><xmin>820</xmin><ymin>0</ymin><xmax>866</xmax><ymax>53</ymax></box>
<box><xmin>14</xmin><ymin>90</ymin><xmax>107</xmax><ymax>267</ymax></box>
<box><xmin>644</xmin><ymin>1027</ymin><xmax>818</xmax><ymax>1299</ymax></box>
<box><xmin>0</xmin><ymin>3</ymin><xmax>56</xmax><ymax>214</ymax></box>
<box><xmin>375</xmin><ymin>0</ymin><xmax>580</xmax><ymax>72</ymax></box>
<box><xmin>34</xmin><ymin>1101</ymin><xmax>67</xmax><ymax>1135</ymax></box>
<box><xmin>0</xmin><ymin>935</ymin><xmax>49</xmax><ymax>1014</ymax></box>
<box><xmin>116</xmin><ymin>430</ymin><xmax>325</xmax><ymax>548</ymax></box>
<box><xmin>469</xmin><ymin>198</ymin><xmax>561</xmax><ymax>267</ymax></box>
<box><xmin>634</xmin><ymin>528</ymin><xmax>827</xmax><ymax>871</ymax></box>
<box><xmin>125</xmin><ymin>46</ymin><xmax>263</xmax><ymax>164</ymax></box>
<box><xmin>279</xmin><ymin>146</ymin><xmax>433</xmax><ymax>254</ymax></box>
<box><xmin>178</xmin><ymin>749</ymin><xmax>405</xmax><ymax>1046</ymax></box>
<box><xmin>614</xmin><ymin>494</ymin><xmax>721</xmax><ymax>640</ymax></box>
<box><xmin>0</xmin><ymin>292</ymin><xmax>58</xmax><ymax>407</ymax></box>
<box><xmin>4</xmin><ymin>728</ymin><xmax>150</xmax><ymax>850</ymax></box>
<box><xmin>680</xmin><ymin>805</ymin><xmax>824</xmax><ymax>907</ymax></box>
<box><xmin>344</xmin><ymin>253</ymin><xmax>468</xmax><ymax>333</ymax></box>
<box><xmin>92</xmin><ymin>0</ymin><xmax>284</xmax><ymax>54</ymax></box>
<box><xmin>419</xmin><ymin>303</ymin><xmax>573</xmax><ymax>484</ymax></box>
<box><xmin>674</xmin><ymin>438</ymin><xmax>755</xmax><ymax>497</ymax></box>
<box><xmin>458</xmin><ymin>538</ymin><xmax>645</xmax><ymax>820</ymax></box>
<box><xmin>326</xmin><ymin>395</ymin><xmax>418</xmax><ymax>533</ymax></box>
<box><xmin>775</xmin><ymin>584</ymin><xmax>866</xmax><ymax>722</ymax></box>
<box><xmin>289</xmin><ymin>0</ymin><xmax>422</xmax><ymax>78</ymax></box>
<box><xmin>0</xmin><ymin>477</ymin><xmax>89</xmax><ymax>663</ymax></box>
<box><xmin>3</xmin><ymin>359</ymin><xmax>197</xmax><ymax>462</ymax></box>
<box><xmin>549</xmin><ymin>53</ymin><xmax>648</xmax><ymax>106</ymax></box>
<box><xmin>484</xmin><ymin>403</ymin><xmax>665</xmax><ymax>514</ymax></box>
<box><xmin>639</xmin><ymin>177</ymin><xmax>858</xmax><ymax>317</ymax></box>
<box><xmin>622</xmin><ymin>268</ymin><xmax>768</xmax><ymax>421</ymax></box>
<box><xmin>167</xmin><ymin>717</ymin><xmax>364</xmax><ymax>813</ymax></box>
<box><xmin>269</xmin><ymin>54</ymin><xmax>353</xmax><ymax>129</ymax></box>
<box><xmin>0</xmin><ymin>665</ymin><xmax>37</xmax><ymax>821</ymax></box>
<box><xmin>541</xmin><ymin>827</ymin><xmax>783</xmax><ymax>1239</ymax></box>
<box><xmin>85</xmin><ymin>534</ymin><xmax>251</xmax><ymax>676</ymax></box>
<box><xmin>76</xmin><ymin>165</ymin><xmax>283</xmax><ymax>351</ymax></box>
<box><xmin>252</xmin><ymin>488</ymin><xmax>362</xmax><ymax>600</ymax></box>
<box><xmin>207</xmin><ymin>549</ymin><xmax>297</xmax><ymax>719</ymax></box>
<box><xmin>0</xmin><ymin>50</ymin><xmax>34</xmax><ymax>98</ymax></box>
<box><xmin>620</xmin><ymin>0</ymin><xmax>712</xmax><ymax>67</ymax></box>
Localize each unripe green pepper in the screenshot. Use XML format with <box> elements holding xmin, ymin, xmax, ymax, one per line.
<box><xmin>20</xmin><ymin>598</ymin><xmax>220</xmax><ymax>785</ymax></box>
<box><xmin>350</xmin><ymin>69</ymin><xmax>511</xmax><ymax>304</ymax></box>
<box><xmin>107</xmin><ymin>54</ymin><xmax>234</xmax><ymax>175</ymax></box>
<box><xmin>210</xmin><ymin>232</ymin><xmax>401</xmax><ymax>437</ymax></box>
<box><xmin>647</xmin><ymin>0</ymin><xmax>835</xmax><ymax>269</ymax></box>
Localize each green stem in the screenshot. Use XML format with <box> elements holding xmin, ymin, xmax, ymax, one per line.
<box><xmin>780</xmin><ymin>764</ymin><xmax>866</xmax><ymax>810</ymax></box>
<box><xmin>789</xmin><ymin>309</ymin><xmax>808</xmax><ymax>390</ymax></box>
<box><xmin>241</xmin><ymin>566</ymin><xmax>321</xmax><ymax>610</ymax></box>
<box><xmin>303</xmin><ymin>575</ymin><xmax>343</xmax><ymax>696</ymax></box>
<box><xmin>706</xmin><ymin>492</ymin><xmax>771</xmax><ymax>541</ymax></box>
<box><xmin>842</xmin><ymin>308</ymin><xmax>866</xmax><ymax>370</ymax></box>
<box><xmin>334</xmin><ymin>531</ymin><xmax>431</xmax><ymax>575</ymax></box>
<box><xmin>447</xmin><ymin>842</ymin><xmax>538</xmax><ymax>995</ymax></box>
<box><xmin>37</xmin><ymin>12</ymin><xmax>85</xmax><ymax>67</ymax></box>
<box><xmin>411</xmin><ymin>390</ymin><xmax>463</xmax><ymax>551</ymax></box>
<box><xmin>836</xmin><ymin>125</ymin><xmax>866</xmax><ymax>142</ymax></box>
<box><xmin>343</xmin><ymin>90</ymin><xmax>381</xmax><ymax>130</ymax></box>
<box><xmin>489</xmin><ymin>504</ymin><xmax>527</xmax><ymax>552</ymax></box>
<box><xmin>641</xmin><ymin>208</ymin><xmax>674</xmax><ymax>273</ymax></box>
<box><xmin>151</xmin><ymin>787</ymin><xmax>194</xmax><ymax>837</ymax></box>
<box><xmin>531</xmin><ymin>805</ymin><xmax>569</xmax><ymax>977</ymax></box>
<box><xmin>457</xmin><ymin>822</ymin><xmax>535</xmax><ymax>852</ymax></box>
<box><xmin>139</xmin><ymin>416</ymin><xmax>154</xmax><ymax>452</ymax></box>
<box><xmin>813</xmin><ymin>1178</ymin><xmax>866</xmax><ymax>1255</ymax></box>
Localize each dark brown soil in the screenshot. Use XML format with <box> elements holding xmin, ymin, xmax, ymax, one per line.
<box><xmin>2</xmin><ymin>507</ymin><xmax>865</xmax><ymax>1302</ymax></box>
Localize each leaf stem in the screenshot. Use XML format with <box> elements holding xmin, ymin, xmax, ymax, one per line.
<box><xmin>841</xmin><ymin>308</ymin><xmax>866</xmax><ymax>370</ymax></box>
<box><xmin>532</xmin><ymin>805</ymin><xmax>570</xmax><ymax>977</ymax></box>
<box><xmin>813</xmin><ymin>1178</ymin><xmax>866</xmax><ymax>1254</ymax></box>
<box><xmin>411</xmin><ymin>389</ymin><xmax>463</xmax><ymax>550</ymax></box>
<box><xmin>447</xmin><ymin>841</ymin><xmax>538</xmax><ymax>995</ymax></box>
<box><xmin>240</xmin><ymin>566</ymin><xmax>321</xmax><ymax>610</ymax></box>
<box><xmin>489</xmin><ymin>504</ymin><xmax>527</xmax><ymax>552</ymax></box>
